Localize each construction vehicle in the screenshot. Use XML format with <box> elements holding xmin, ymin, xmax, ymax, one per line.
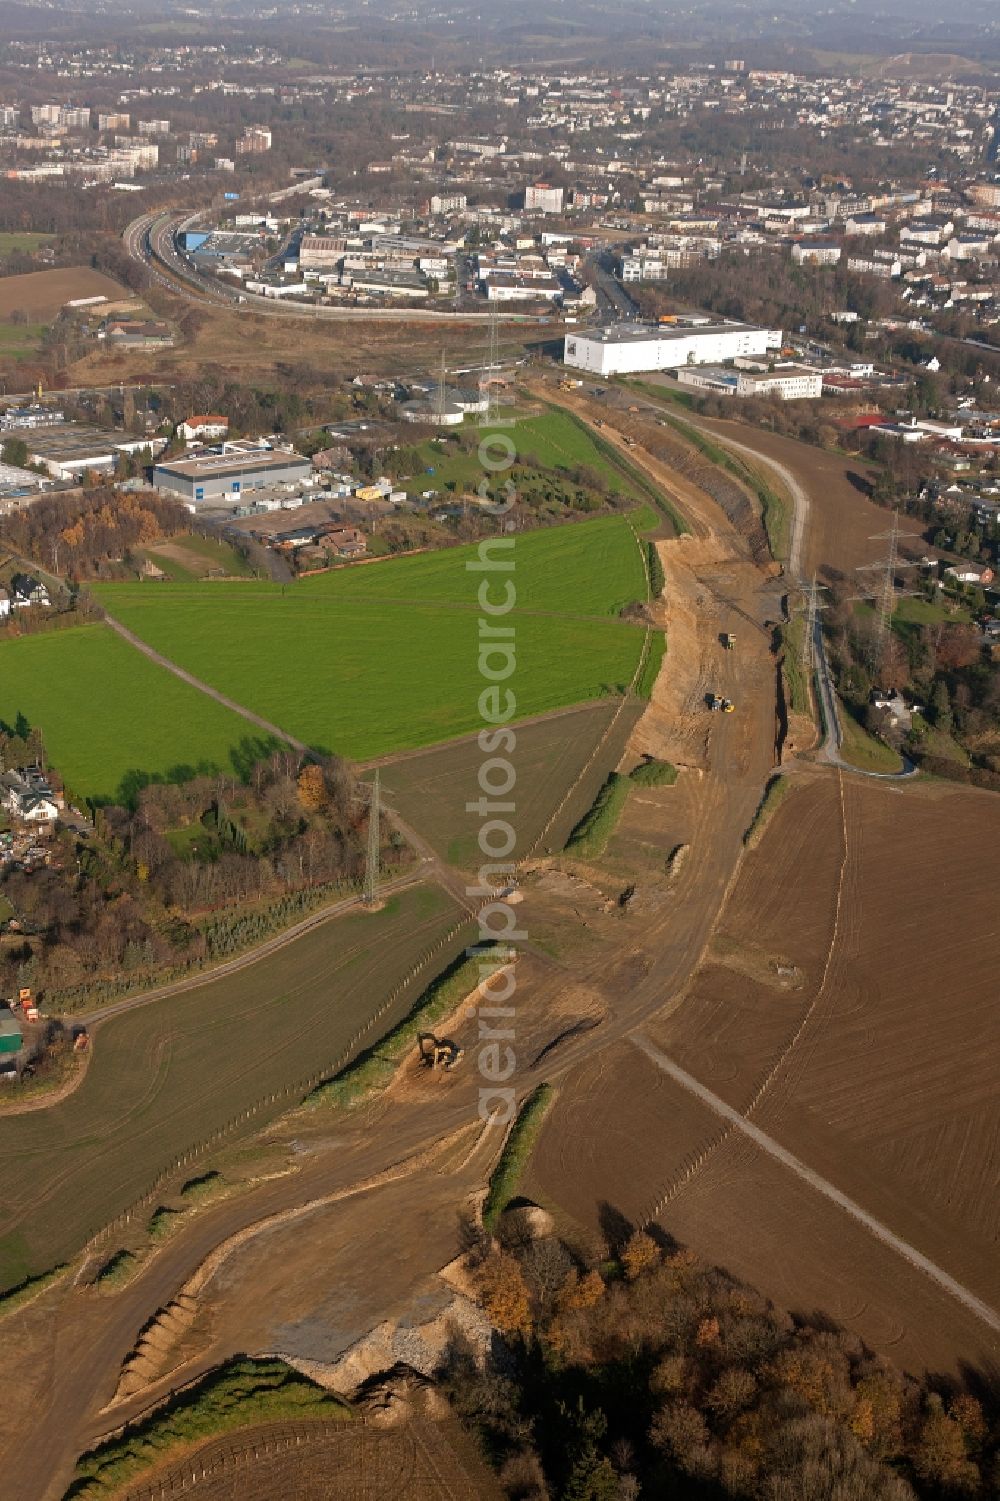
<box><xmin>624</xmin><ymin>436</ymin><xmax>638</xmax><ymax>448</ymax></box>
<box><xmin>418</xmin><ymin>1033</ymin><xmax>465</xmax><ymax>1071</ymax></box>
<box><xmin>708</xmin><ymin>695</ymin><xmax>736</xmax><ymax>713</ymax></box>
<box><xmin>723</xmin><ymin>632</ymin><xmax>736</xmax><ymax>650</ymax></box>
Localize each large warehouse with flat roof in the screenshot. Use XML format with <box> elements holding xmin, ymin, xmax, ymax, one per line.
<box><xmin>153</xmin><ymin>443</ymin><xmax>312</xmax><ymax>504</ymax></box>
<box><xmin>563</xmin><ymin>317</ymin><xmax>782</xmax><ymax>377</ymax></box>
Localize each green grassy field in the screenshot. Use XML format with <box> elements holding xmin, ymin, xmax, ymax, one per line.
<box><xmin>92</xmin><ymin>518</ymin><xmax>650</xmax><ymax>763</ymax></box>
<box><xmin>0</xmin><ymin>624</ymin><xmax>277</xmax><ymax>804</ymax></box>
<box><xmin>302</xmin><ymin>515</ymin><xmax>644</xmax><ymax>614</ymax></box>
<box><xmin>0</xmin><ymin>320</ymin><xmax>46</xmax><ymax>357</ymax></box>
<box><xmin>141</xmin><ymin>533</ymin><xmax>256</xmax><ymax>581</ymax></box>
<box><xmin>0</xmin><ymin>232</ymin><xmax>53</xmax><ymax>255</ymax></box>
<box><xmin>412</xmin><ymin>409</ymin><xmax>646</xmax><ymax>500</ymax></box>
<box><xmin>0</xmin><ymin>883</ymin><xmax>465</xmax><ymax>1291</ymax></box>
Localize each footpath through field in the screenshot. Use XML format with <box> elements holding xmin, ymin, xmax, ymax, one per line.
<box><xmin>631</xmin><ymin>1032</ymin><xmax>1000</xmax><ymax>1335</ymax></box>
<box><xmin>102</xmin><ymin>614</ymin><xmax>475</xmax><ymax>911</ymax></box>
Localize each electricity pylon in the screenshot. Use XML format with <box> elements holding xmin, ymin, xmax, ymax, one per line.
<box><xmin>483</xmin><ymin>300</ymin><xmax>501</xmax><ymax>422</ymax></box>
<box><xmin>363</xmin><ymin>770</ymin><xmax>380</xmax><ymax>907</ymax></box>
<box><xmin>856</xmin><ymin>509</ymin><xmax>922</xmax><ymax>674</ymax></box>
<box><xmin>434</xmin><ymin>350</ymin><xmax>448</xmax><ymax>426</ymax></box>
<box><xmin>800</xmin><ymin>573</ymin><xmax>828</xmax><ymax>674</ymax></box>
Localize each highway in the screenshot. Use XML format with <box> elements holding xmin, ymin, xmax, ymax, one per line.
<box><xmin>123</xmin><ymin>211</ymin><xmax>553</xmax><ymax>325</ymax></box>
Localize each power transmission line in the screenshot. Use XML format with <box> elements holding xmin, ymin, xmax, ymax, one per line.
<box><xmin>483</xmin><ymin>300</ymin><xmax>501</xmax><ymax>423</ymax></box>
<box><xmin>800</xmin><ymin>573</ymin><xmax>828</xmax><ymax>674</ymax></box>
<box><xmin>856</xmin><ymin>509</ymin><xmax>922</xmax><ymax>673</ymax></box>
<box><xmin>363</xmin><ymin>770</ymin><xmax>380</xmax><ymax>907</ymax></box>
<box><xmin>435</xmin><ymin>349</ymin><xmax>447</xmax><ymax>426</ymax></box>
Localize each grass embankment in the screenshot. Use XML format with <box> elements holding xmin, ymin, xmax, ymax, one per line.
<box><xmin>646</xmin><ymin>540</ymin><xmax>665</xmax><ymax>598</ymax></box>
<box><xmin>92</xmin><ymin>1248</ymin><xmax>138</xmax><ymax>1288</ymax></box>
<box><xmin>778</xmin><ymin>611</ymin><xmax>812</xmax><ymax>716</ymax></box>
<box><xmin>636</xmin><ymin>631</ymin><xmax>666</xmax><ymax>700</ymax></box>
<box><xmin>619</xmin><ymin>377</ymin><xmax>698</xmax><ymax>411</ymax></box>
<box><xmin>629</xmin><ymin>757</ymin><xmax>678</xmax><ymax>786</ymax></box>
<box><xmin>838</xmin><ymin>704</ymin><xmax>905</xmax><ymax>774</ymax></box>
<box><xmin>565</xmin><ymin>757</ymin><xmax>677</xmax><ymax>858</ymax></box>
<box><xmin>67</xmin><ymin>1359</ymin><xmax>350</xmax><ymax>1500</ymax></box>
<box><xmin>554</xmin><ymin>406</ymin><xmax>690</xmax><ymax>536</ymax></box>
<box><xmin>482</xmin><ymin>1084</ymin><xmax>555</xmax><ymax>1231</ymax></box>
<box><xmin>658</xmin><ymin>411</ymin><xmax>790</xmax><ymax>562</ymax></box>
<box><xmin>0</xmin><ymin>1263</ymin><xmax>68</xmax><ymax>1323</ymax></box>
<box><xmin>565</xmin><ymin>773</ymin><xmax>632</xmax><ymax>859</ymax></box>
<box><xmin>744</xmin><ymin>774</ymin><xmax>795</xmax><ymax>848</ymax></box>
<box><xmin>307</xmin><ymin>942</ymin><xmax>505</xmax><ymax>1110</ymax></box>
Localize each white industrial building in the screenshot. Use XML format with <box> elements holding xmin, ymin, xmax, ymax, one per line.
<box><xmin>676</xmin><ymin>364</ymin><xmax>823</xmax><ymax>401</ymax></box>
<box><xmin>563</xmin><ymin>319</ymin><xmax>782</xmax><ymax>378</ymax></box>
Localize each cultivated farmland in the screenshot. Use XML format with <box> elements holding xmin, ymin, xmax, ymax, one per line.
<box><xmin>0</xmin><ymin>267</ymin><xmax>134</xmax><ymax>321</ymax></box>
<box><xmin>375</xmin><ymin>698</ymin><xmax>645</xmax><ymax>869</ymax></box>
<box><xmin>0</xmin><ymin>882</ymin><xmax>465</xmax><ymax>1291</ymax></box>
<box><xmin>92</xmin><ymin>518</ymin><xmax>652</xmax><ymax>763</ymax></box>
<box><xmin>527</xmin><ymin>773</ymin><xmax>1000</xmax><ymax>1374</ymax></box>
<box><xmin>0</xmin><ymin>624</ymin><xmax>274</xmax><ymax>805</ymax></box>
<box><xmin>106</xmin><ymin>1416</ymin><xmax>503</xmax><ymax>1501</ymax></box>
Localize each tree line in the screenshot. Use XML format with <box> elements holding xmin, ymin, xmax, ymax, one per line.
<box><xmin>0</xmin><ymin>746</ymin><xmax>403</xmax><ymax>1011</ymax></box>
<box><xmin>444</xmin><ymin>1222</ymin><xmax>999</xmax><ymax>1500</ymax></box>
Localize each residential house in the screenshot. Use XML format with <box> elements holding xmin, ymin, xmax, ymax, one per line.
<box><xmin>944</xmin><ymin>562</ymin><xmax>994</xmax><ymax>586</ymax></box>
<box><xmin>318</xmin><ymin>525</ymin><xmax>367</xmax><ymax>558</ymax></box>
<box><xmin>1</xmin><ymin>767</ymin><xmax>63</xmax><ymax>831</ymax></box>
<box><xmin>10</xmin><ymin>574</ymin><xmax>50</xmax><ymax>609</ymax></box>
<box><xmin>178</xmin><ymin>414</ymin><xmax>229</xmax><ymax>444</ymax></box>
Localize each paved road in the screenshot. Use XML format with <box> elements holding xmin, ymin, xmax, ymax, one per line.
<box><xmin>125</xmin><ymin>213</ymin><xmax>549</xmax><ymax>325</ymax></box>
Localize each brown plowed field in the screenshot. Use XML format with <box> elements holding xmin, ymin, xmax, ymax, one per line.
<box><xmin>113</xmin><ymin>1416</ymin><xmax>502</xmax><ymax>1501</ymax></box>
<box><xmin>0</xmin><ymin>267</ymin><xmax>135</xmax><ymax>321</ymax></box>
<box><xmin>528</xmin><ymin>771</ymin><xmax>1000</xmax><ymax>1375</ymax></box>
<box><xmin>697</xmin><ymin>417</ymin><xmax>893</xmax><ymax>580</ymax></box>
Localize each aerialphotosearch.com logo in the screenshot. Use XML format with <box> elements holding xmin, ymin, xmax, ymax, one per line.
<box><xmin>466</xmin><ymin>408</ymin><xmax>522</xmax><ymax>1127</ymax></box>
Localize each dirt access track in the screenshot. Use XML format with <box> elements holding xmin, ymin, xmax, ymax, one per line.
<box><xmin>0</xmin><ymin>386</ymin><xmax>995</xmax><ymax>1500</ymax></box>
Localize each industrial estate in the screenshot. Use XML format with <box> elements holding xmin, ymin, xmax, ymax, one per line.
<box><xmin>0</xmin><ymin>0</ymin><xmax>1000</xmax><ymax>1497</ymax></box>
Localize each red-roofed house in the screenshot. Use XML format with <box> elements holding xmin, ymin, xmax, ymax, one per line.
<box><xmin>178</xmin><ymin>414</ymin><xmax>229</xmax><ymax>444</ymax></box>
